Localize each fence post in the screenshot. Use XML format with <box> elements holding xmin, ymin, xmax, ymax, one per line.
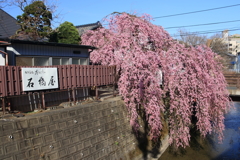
<box><xmin>41</xmin><ymin>92</ymin><xmax>46</xmax><ymax>110</ymax></box>
<box><xmin>72</xmin><ymin>88</ymin><xmax>76</xmax><ymax>105</ymax></box>
<box><xmin>68</xmin><ymin>88</ymin><xmax>72</xmax><ymax>103</ymax></box>
<box><xmin>2</xmin><ymin>97</ymin><xmax>5</xmax><ymax>115</ymax></box>
<box><xmin>28</xmin><ymin>93</ymin><xmax>33</xmax><ymax>111</ymax></box>
<box><xmin>95</xmin><ymin>86</ymin><xmax>99</xmax><ymax>100</ymax></box>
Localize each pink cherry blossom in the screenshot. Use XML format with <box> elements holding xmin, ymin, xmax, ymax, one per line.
<box><xmin>82</xmin><ymin>12</ymin><xmax>232</xmax><ymax>148</ymax></box>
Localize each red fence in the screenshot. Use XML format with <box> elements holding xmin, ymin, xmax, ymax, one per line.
<box><xmin>0</xmin><ymin>65</ymin><xmax>116</xmax><ymax>114</ymax></box>
<box><xmin>0</xmin><ymin>65</ymin><xmax>116</xmax><ymax>97</ymax></box>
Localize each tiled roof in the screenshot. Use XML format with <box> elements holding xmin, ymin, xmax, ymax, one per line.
<box><xmin>75</xmin><ymin>21</ymin><xmax>102</xmax><ymax>36</ymax></box>
<box><xmin>0</xmin><ymin>38</ymin><xmax>96</xmax><ymax>49</ymax></box>
<box><xmin>0</xmin><ymin>9</ymin><xmax>20</xmax><ymax>39</ymax></box>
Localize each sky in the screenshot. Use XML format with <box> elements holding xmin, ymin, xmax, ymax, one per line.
<box><xmin>2</xmin><ymin>0</ymin><xmax>240</xmax><ymax>39</ymax></box>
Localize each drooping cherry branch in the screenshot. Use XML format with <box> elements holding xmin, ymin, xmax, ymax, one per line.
<box><xmin>82</xmin><ymin>12</ymin><xmax>232</xmax><ymax>148</ymax></box>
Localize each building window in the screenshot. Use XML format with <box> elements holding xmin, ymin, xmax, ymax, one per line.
<box><xmin>229</xmin><ymin>44</ymin><xmax>232</xmax><ymax>46</ymax></box>
<box><xmin>34</xmin><ymin>57</ymin><xmax>49</xmax><ymax>66</ymax></box>
<box><xmin>62</xmin><ymin>58</ymin><xmax>69</xmax><ymax>65</ymax></box>
<box><xmin>16</xmin><ymin>57</ymin><xmax>87</xmax><ymax>66</ymax></box>
<box><xmin>72</xmin><ymin>58</ymin><xmax>80</xmax><ymax>64</ymax></box>
<box><xmin>72</xmin><ymin>58</ymin><xmax>88</xmax><ymax>65</ymax></box>
<box><xmin>80</xmin><ymin>58</ymin><xmax>88</xmax><ymax>65</ymax></box>
<box><xmin>16</xmin><ymin>57</ymin><xmax>33</xmax><ymax>66</ymax></box>
<box><xmin>52</xmin><ymin>58</ymin><xmax>69</xmax><ymax>65</ymax></box>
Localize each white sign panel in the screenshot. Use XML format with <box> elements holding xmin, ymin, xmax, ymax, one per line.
<box><xmin>22</xmin><ymin>68</ymin><xmax>59</xmax><ymax>91</ymax></box>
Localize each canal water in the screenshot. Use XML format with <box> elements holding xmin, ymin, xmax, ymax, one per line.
<box><xmin>159</xmin><ymin>101</ymin><xmax>240</xmax><ymax>160</ymax></box>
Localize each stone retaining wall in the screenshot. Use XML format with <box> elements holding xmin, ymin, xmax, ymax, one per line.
<box><xmin>0</xmin><ymin>97</ymin><xmax>168</xmax><ymax>160</ymax></box>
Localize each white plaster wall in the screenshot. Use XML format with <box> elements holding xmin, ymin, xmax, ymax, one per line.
<box><xmin>0</xmin><ymin>53</ymin><xmax>5</xmax><ymax>65</ymax></box>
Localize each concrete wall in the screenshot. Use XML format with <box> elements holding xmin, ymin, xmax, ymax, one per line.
<box><xmin>0</xmin><ymin>97</ymin><xmax>168</xmax><ymax>160</ymax></box>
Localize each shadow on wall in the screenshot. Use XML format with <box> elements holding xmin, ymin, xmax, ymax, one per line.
<box><xmin>129</xmin><ymin>107</ymin><xmax>168</xmax><ymax>160</ymax></box>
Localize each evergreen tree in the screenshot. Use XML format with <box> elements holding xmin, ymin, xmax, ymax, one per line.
<box><xmin>49</xmin><ymin>21</ymin><xmax>80</xmax><ymax>44</ymax></box>
<box><xmin>13</xmin><ymin>1</ymin><xmax>52</xmax><ymax>41</ymax></box>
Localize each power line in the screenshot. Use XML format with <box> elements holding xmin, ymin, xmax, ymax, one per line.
<box><xmin>171</xmin><ymin>28</ymin><xmax>240</xmax><ymax>37</ymax></box>
<box><xmin>153</xmin><ymin>4</ymin><xmax>240</xmax><ymax>19</ymax></box>
<box><xmin>165</xmin><ymin>20</ymin><xmax>240</xmax><ymax>29</ymax></box>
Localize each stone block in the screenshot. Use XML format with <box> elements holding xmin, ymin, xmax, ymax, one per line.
<box><xmin>58</xmin><ymin>149</ymin><xmax>68</xmax><ymax>158</ymax></box>
<box><xmin>51</xmin><ymin>114</ymin><xmax>60</xmax><ymax>121</ymax></box>
<box><xmin>64</xmin><ymin>129</ymin><xmax>72</xmax><ymax>137</ymax></box>
<box><xmin>0</xmin><ymin>135</ymin><xmax>9</xmax><ymax>145</ymax></box>
<box><xmin>54</xmin><ymin>131</ymin><xmax>64</xmax><ymax>140</ymax></box>
<box><xmin>5</xmin><ymin>144</ymin><xmax>18</xmax><ymax>154</ymax></box>
<box><xmin>85</xmin><ymin>130</ymin><xmax>93</xmax><ymax>138</ymax></box>
<box><xmin>15</xmin><ymin>153</ymin><xmax>27</xmax><ymax>160</ymax></box>
<box><xmin>101</xmin><ymin>110</ymin><xmax>107</xmax><ymax>117</ymax></box>
<box><xmin>94</xmin><ymin>152</ymin><xmax>100</xmax><ymax>159</ymax></box>
<box><xmin>37</xmin><ymin>126</ymin><xmax>47</xmax><ymax>134</ymax></box>
<box><xmin>19</xmin><ymin>139</ymin><xmax>31</xmax><ymax>149</ymax></box>
<box><xmin>76</xmin><ymin>142</ymin><xmax>83</xmax><ymax>150</ymax></box>
<box><xmin>23</xmin><ymin>128</ymin><xmax>35</xmax><ymax>138</ymax></box>
<box><xmin>82</xmin><ymin>115</ymin><xmax>89</xmax><ymax>122</ymax></box>
<box><xmin>41</xmin><ymin>144</ymin><xmax>51</xmax><ymax>153</ymax></box>
<box><xmin>74</xmin><ymin>151</ymin><xmax>83</xmax><ymax>159</ymax></box>
<box><xmin>98</xmin><ymin>149</ymin><xmax>106</xmax><ymax>158</ymax></box>
<box><xmin>90</xmin><ymin>137</ymin><xmax>97</xmax><ymax>145</ymax></box>
<box><xmin>84</xmin><ymin>107</ymin><xmax>90</xmax><ymax>113</ymax></box>
<box><xmin>93</xmin><ymin>120</ymin><xmax>100</xmax><ymax>127</ymax></box>
<box><xmin>2</xmin><ymin>156</ymin><xmax>14</xmax><ymax>160</ymax></box>
<box><xmin>32</xmin><ymin>137</ymin><xmax>43</xmax><ymax>146</ymax></box>
<box><xmin>99</xmin><ymin>118</ymin><xmax>106</xmax><ymax>125</ymax></box>
<box><xmin>84</xmin><ymin>155</ymin><xmax>95</xmax><ymax>160</ymax></box>
<box><xmin>71</xmin><ymin>135</ymin><xmax>80</xmax><ymax>144</ymax></box>
<box><xmin>87</xmin><ymin>122</ymin><xmax>93</xmax><ymax>129</ymax></box>
<box><xmin>84</xmin><ymin>139</ymin><xmax>91</xmax><ymax>148</ymax></box>
<box><xmin>105</xmin><ymin>123</ymin><xmax>110</xmax><ymax>130</ymax></box>
<box><xmin>48</xmin><ymin>123</ymin><xmax>58</xmax><ymax>132</ymax></box>
<box><xmin>44</xmin><ymin>134</ymin><xmax>54</xmax><ymax>143</ymax></box>
<box><xmin>40</xmin><ymin>116</ymin><xmax>51</xmax><ymax>124</ymax></box>
<box><xmin>2</xmin><ymin>123</ymin><xmax>14</xmax><ymax>131</ymax></box>
<box><xmin>61</xmin><ymin>155</ymin><xmax>74</xmax><ymax>160</ymax></box>
<box><xmin>28</xmin><ymin>148</ymin><xmax>39</xmax><ymax>157</ymax></box>
<box><xmin>48</xmin><ymin>152</ymin><xmax>58</xmax><ymax>160</ymax></box>
<box><xmin>11</xmin><ymin>131</ymin><xmax>23</xmax><ymax>141</ymax></box>
<box><xmin>62</xmin><ymin>138</ymin><xmax>71</xmax><ymax>146</ymax></box>
<box><xmin>77</xmin><ymin>108</ymin><xmax>84</xmax><ymax>115</ymax></box>
<box><xmin>82</xmin><ymin>148</ymin><xmax>90</xmax><ymax>157</ymax></box>
<box><xmin>79</xmin><ymin>133</ymin><xmax>85</xmax><ymax>141</ymax></box>
<box><xmin>68</xmin><ymin>145</ymin><xmax>77</xmax><ymax>154</ymax></box>
<box><xmin>89</xmin><ymin>105</ymin><xmax>95</xmax><ymax>111</ymax></box>
<box><xmin>0</xmin><ymin>146</ymin><xmax>3</xmax><ymax>156</ymax></box>
<box><xmin>69</xmin><ymin>110</ymin><xmax>77</xmax><ymax>117</ymax></box>
<box><xmin>95</xmin><ymin>142</ymin><xmax>104</xmax><ymax>151</ymax></box>
<box><xmin>97</xmin><ymin>134</ymin><xmax>104</xmax><ymax>143</ymax></box>
<box><xmin>72</xmin><ymin>126</ymin><xmax>80</xmax><ymax>134</ymax></box>
<box><xmin>60</xmin><ymin>112</ymin><xmax>69</xmax><ymax>119</ymax></box>
<box><xmin>67</xmin><ymin>119</ymin><xmax>75</xmax><ymax>127</ymax></box>
<box><xmin>80</xmin><ymin>123</ymin><xmax>87</xmax><ymax>132</ymax></box>
<box><xmin>58</xmin><ymin>122</ymin><xmax>67</xmax><ymax>129</ymax></box>
<box><xmin>28</xmin><ymin>118</ymin><xmax>39</xmax><ymax>127</ymax></box>
<box><xmin>51</xmin><ymin>141</ymin><xmax>61</xmax><ymax>149</ymax></box>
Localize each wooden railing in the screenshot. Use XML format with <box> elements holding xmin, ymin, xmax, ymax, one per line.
<box><xmin>0</xmin><ymin>65</ymin><xmax>116</xmax><ymax>114</ymax></box>
<box><xmin>224</xmin><ymin>72</ymin><xmax>240</xmax><ymax>89</ymax></box>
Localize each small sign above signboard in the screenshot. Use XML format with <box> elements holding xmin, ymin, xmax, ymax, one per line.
<box><xmin>21</xmin><ymin>68</ymin><xmax>59</xmax><ymax>91</ymax></box>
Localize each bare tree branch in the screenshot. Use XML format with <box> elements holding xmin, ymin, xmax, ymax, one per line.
<box><xmin>9</xmin><ymin>0</ymin><xmax>60</xmax><ymax>24</ymax></box>
<box><xmin>177</xmin><ymin>29</ymin><xmax>207</xmax><ymax>46</ymax></box>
